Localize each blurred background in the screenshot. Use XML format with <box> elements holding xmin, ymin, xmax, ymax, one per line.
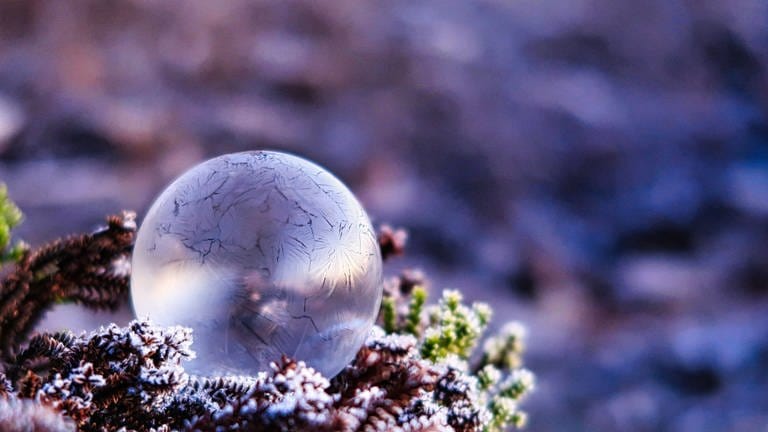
<box><xmin>1</xmin><ymin>0</ymin><xmax>767</xmax><ymax>430</ymax></box>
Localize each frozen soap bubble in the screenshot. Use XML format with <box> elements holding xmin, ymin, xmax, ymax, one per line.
<box><xmin>131</xmin><ymin>151</ymin><xmax>383</xmax><ymax>377</ymax></box>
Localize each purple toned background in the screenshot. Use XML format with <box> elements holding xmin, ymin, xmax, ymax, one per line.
<box><xmin>1</xmin><ymin>1</ymin><xmax>767</xmax><ymax>430</ymax></box>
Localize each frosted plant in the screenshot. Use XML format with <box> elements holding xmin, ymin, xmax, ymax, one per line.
<box><xmin>0</xmin><ymin>208</ymin><xmax>136</xmax><ymax>358</ymax></box>
<box><xmin>0</xmin><ymin>180</ymin><xmax>533</xmax><ymax>431</ymax></box>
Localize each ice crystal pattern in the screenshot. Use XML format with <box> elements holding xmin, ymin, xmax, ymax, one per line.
<box><xmin>131</xmin><ymin>151</ymin><xmax>383</xmax><ymax>377</ymax></box>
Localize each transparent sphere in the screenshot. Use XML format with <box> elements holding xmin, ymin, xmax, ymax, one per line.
<box><xmin>131</xmin><ymin>151</ymin><xmax>383</xmax><ymax>377</ymax></box>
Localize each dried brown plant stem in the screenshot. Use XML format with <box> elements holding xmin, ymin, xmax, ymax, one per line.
<box><xmin>0</xmin><ymin>212</ymin><xmax>136</xmax><ymax>360</ymax></box>
<box><xmin>378</xmin><ymin>224</ymin><xmax>408</xmax><ymax>261</ymax></box>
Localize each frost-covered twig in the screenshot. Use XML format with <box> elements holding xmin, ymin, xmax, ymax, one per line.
<box><xmin>0</xmin><ymin>211</ymin><xmax>136</xmax><ymax>358</ymax></box>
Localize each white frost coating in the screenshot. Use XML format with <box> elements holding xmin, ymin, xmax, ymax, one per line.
<box><xmin>131</xmin><ymin>151</ymin><xmax>383</xmax><ymax>377</ymax></box>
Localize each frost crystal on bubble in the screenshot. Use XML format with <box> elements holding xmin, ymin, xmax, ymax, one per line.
<box><xmin>131</xmin><ymin>151</ymin><xmax>383</xmax><ymax>377</ymax></box>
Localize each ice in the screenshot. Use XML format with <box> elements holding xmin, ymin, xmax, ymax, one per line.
<box><xmin>131</xmin><ymin>151</ymin><xmax>383</xmax><ymax>377</ymax></box>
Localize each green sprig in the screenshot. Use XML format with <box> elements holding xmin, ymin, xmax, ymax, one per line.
<box><xmin>381</xmin><ymin>295</ymin><xmax>398</xmax><ymax>334</ymax></box>
<box><xmin>405</xmin><ymin>285</ymin><xmax>427</xmax><ymax>337</ymax></box>
<box><xmin>0</xmin><ymin>183</ymin><xmax>26</xmax><ymax>266</ymax></box>
<box><xmin>420</xmin><ymin>289</ymin><xmax>491</xmax><ymax>362</ymax></box>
